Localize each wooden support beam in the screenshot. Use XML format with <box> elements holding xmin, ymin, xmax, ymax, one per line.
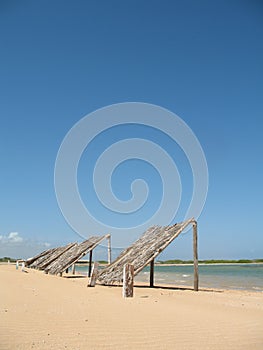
<box><xmin>88</xmin><ymin>250</ymin><xmax>93</xmax><ymax>277</ymax></box>
<box><xmin>193</xmin><ymin>221</ymin><xmax>199</xmax><ymax>291</ymax></box>
<box><xmin>87</xmin><ymin>262</ymin><xmax>99</xmax><ymax>287</ymax></box>
<box><xmin>123</xmin><ymin>264</ymin><xmax>134</xmax><ymax>298</ymax></box>
<box><xmin>107</xmin><ymin>234</ymin><xmax>111</xmax><ymax>264</ymax></box>
<box><xmin>72</xmin><ymin>263</ymin><xmax>75</xmax><ymax>275</ymax></box>
<box><xmin>150</xmin><ymin>259</ymin><xmax>154</xmax><ymax>288</ymax></box>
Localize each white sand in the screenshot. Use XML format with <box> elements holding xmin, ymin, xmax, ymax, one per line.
<box><xmin>1</xmin><ymin>265</ymin><xmax>263</xmax><ymax>350</ymax></box>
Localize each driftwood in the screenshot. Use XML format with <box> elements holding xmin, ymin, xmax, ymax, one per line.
<box><xmin>97</xmin><ymin>218</ymin><xmax>195</xmax><ymax>285</ymax></box>
<box><xmin>123</xmin><ymin>264</ymin><xmax>134</xmax><ymax>297</ymax></box>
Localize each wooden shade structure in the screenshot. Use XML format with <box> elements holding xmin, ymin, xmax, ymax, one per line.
<box><xmin>98</xmin><ymin>218</ymin><xmax>198</xmax><ymax>291</ymax></box>
<box><xmin>26</xmin><ymin>234</ymin><xmax>111</xmax><ymax>276</ymax></box>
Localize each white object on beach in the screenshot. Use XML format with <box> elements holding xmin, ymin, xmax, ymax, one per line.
<box><xmin>21</xmin><ymin>262</ymin><xmax>25</xmax><ymax>272</ymax></box>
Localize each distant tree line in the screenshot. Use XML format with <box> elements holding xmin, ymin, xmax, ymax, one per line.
<box><xmin>156</xmin><ymin>259</ymin><xmax>263</xmax><ymax>264</ymax></box>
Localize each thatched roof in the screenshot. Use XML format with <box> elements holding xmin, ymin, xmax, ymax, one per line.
<box><xmin>25</xmin><ymin>247</ymin><xmax>57</xmax><ymax>267</ymax></box>
<box><xmin>97</xmin><ymin>218</ymin><xmax>194</xmax><ymax>285</ymax></box>
<box><xmin>26</xmin><ymin>235</ymin><xmax>109</xmax><ymax>276</ymax></box>
<box><xmin>29</xmin><ymin>243</ymin><xmax>76</xmax><ymax>270</ymax></box>
<box><xmin>45</xmin><ymin>235</ymin><xmax>108</xmax><ymax>275</ymax></box>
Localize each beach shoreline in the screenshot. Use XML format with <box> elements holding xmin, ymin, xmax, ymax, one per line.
<box><xmin>1</xmin><ymin>264</ymin><xmax>263</xmax><ymax>350</ymax></box>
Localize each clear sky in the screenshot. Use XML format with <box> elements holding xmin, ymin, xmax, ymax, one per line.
<box><xmin>0</xmin><ymin>0</ymin><xmax>262</xmax><ymax>260</ymax></box>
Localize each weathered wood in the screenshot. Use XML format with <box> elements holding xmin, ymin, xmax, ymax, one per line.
<box><xmin>45</xmin><ymin>235</ymin><xmax>108</xmax><ymax>275</ymax></box>
<box><xmin>107</xmin><ymin>234</ymin><xmax>111</xmax><ymax>264</ymax></box>
<box><xmin>87</xmin><ymin>262</ymin><xmax>99</xmax><ymax>287</ymax></box>
<box><xmin>98</xmin><ymin>218</ymin><xmax>195</xmax><ymax>285</ymax></box>
<box><xmin>150</xmin><ymin>259</ymin><xmax>154</xmax><ymax>288</ymax></box>
<box><xmin>88</xmin><ymin>250</ymin><xmax>93</xmax><ymax>277</ymax></box>
<box><xmin>72</xmin><ymin>264</ymin><xmax>75</xmax><ymax>275</ymax></box>
<box><xmin>26</xmin><ymin>247</ymin><xmax>57</xmax><ymax>268</ymax></box>
<box><xmin>27</xmin><ymin>243</ymin><xmax>76</xmax><ymax>270</ymax></box>
<box><xmin>193</xmin><ymin>221</ymin><xmax>199</xmax><ymax>291</ymax></box>
<box><xmin>123</xmin><ymin>264</ymin><xmax>134</xmax><ymax>298</ymax></box>
<box><xmin>26</xmin><ymin>235</ymin><xmax>110</xmax><ymax>276</ymax></box>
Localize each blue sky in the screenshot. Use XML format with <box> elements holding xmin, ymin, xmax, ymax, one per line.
<box><xmin>0</xmin><ymin>0</ymin><xmax>262</xmax><ymax>260</ymax></box>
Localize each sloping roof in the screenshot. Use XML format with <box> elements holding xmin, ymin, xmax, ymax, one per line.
<box><xmin>31</xmin><ymin>243</ymin><xmax>77</xmax><ymax>270</ymax></box>
<box><xmin>45</xmin><ymin>235</ymin><xmax>108</xmax><ymax>275</ymax></box>
<box><xmin>25</xmin><ymin>247</ymin><xmax>57</xmax><ymax>267</ymax></box>
<box><xmin>97</xmin><ymin>218</ymin><xmax>194</xmax><ymax>285</ymax></box>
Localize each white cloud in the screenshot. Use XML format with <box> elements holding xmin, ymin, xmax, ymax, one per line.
<box><xmin>0</xmin><ymin>232</ymin><xmax>52</xmax><ymax>259</ymax></box>
<box><xmin>7</xmin><ymin>232</ymin><xmax>23</xmax><ymax>243</ymax></box>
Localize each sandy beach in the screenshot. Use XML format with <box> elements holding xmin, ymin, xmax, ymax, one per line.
<box><xmin>1</xmin><ymin>264</ymin><xmax>263</xmax><ymax>350</ymax></box>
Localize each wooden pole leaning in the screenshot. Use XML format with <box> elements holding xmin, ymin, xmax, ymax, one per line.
<box><xmin>123</xmin><ymin>264</ymin><xmax>134</xmax><ymax>298</ymax></box>
<box><xmin>192</xmin><ymin>220</ymin><xmax>199</xmax><ymax>291</ymax></box>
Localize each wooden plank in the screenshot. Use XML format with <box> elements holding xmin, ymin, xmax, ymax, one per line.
<box><xmin>123</xmin><ymin>264</ymin><xmax>134</xmax><ymax>298</ymax></box>
<box><xmin>150</xmin><ymin>259</ymin><xmax>154</xmax><ymax>288</ymax></box>
<box><xmin>87</xmin><ymin>262</ymin><xmax>99</xmax><ymax>287</ymax></box>
<box><xmin>193</xmin><ymin>221</ymin><xmax>199</xmax><ymax>291</ymax></box>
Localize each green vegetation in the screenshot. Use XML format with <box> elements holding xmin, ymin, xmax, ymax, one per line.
<box><xmin>157</xmin><ymin>259</ymin><xmax>263</xmax><ymax>264</ymax></box>
<box><xmin>0</xmin><ymin>257</ymin><xmax>17</xmax><ymax>263</ymax></box>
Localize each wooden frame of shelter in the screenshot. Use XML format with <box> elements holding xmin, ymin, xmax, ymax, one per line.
<box><xmin>26</xmin><ymin>234</ymin><xmax>111</xmax><ymax>277</ymax></box>
<box><xmin>97</xmin><ymin>218</ymin><xmax>199</xmax><ymax>291</ymax></box>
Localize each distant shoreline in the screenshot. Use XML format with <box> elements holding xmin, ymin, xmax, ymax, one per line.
<box><xmin>155</xmin><ymin>262</ymin><xmax>263</xmax><ymax>266</ymax></box>
<box><xmin>1</xmin><ymin>258</ymin><xmax>263</xmax><ymax>265</ymax></box>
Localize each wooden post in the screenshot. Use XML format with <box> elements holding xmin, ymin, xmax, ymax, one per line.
<box><xmin>72</xmin><ymin>264</ymin><xmax>75</xmax><ymax>275</ymax></box>
<box><xmin>87</xmin><ymin>262</ymin><xmax>99</xmax><ymax>287</ymax></box>
<box><xmin>107</xmin><ymin>234</ymin><xmax>111</xmax><ymax>264</ymax></box>
<box><xmin>123</xmin><ymin>264</ymin><xmax>134</xmax><ymax>298</ymax></box>
<box><xmin>150</xmin><ymin>259</ymin><xmax>154</xmax><ymax>288</ymax></box>
<box><xmin>65</xmin><ymin>268</ymin><xmax>69</xmax><ymax>274</ymax></box>
<box><xmin>193</xmin><ymin>221</ymin><xmax>199</xmax><ymax>291</ymax></box>
<box><xmin>88</xmin><ymin>250</ymin><xmax>93</xmax><ymax>277</ymax></box>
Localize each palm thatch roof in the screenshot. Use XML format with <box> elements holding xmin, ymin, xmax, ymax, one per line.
<box><xmin>97</xmin><ymin>218</ymin><xmax>195</xmax><ymax>285</ymax></box>
<box><xmin>26</xmin><ymin>235</ymin><xmax>110</xmax><ymax>275</ymax></box>
<box><xmin>45</xmin><ymin>236</ymin><xmax>106</xmax><ymax>275</ymax></box>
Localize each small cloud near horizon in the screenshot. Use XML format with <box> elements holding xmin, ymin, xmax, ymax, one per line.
<box><xmin>0</xmin><ymin>231</ymin><xmax>23</xmax><ymax>243</ymax></box>
<box><xmin>0</xmin><ymin>231</ymin><xmax>51</xmax><ymax>259</ymax></box>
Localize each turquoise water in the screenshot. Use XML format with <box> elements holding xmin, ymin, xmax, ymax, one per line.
<box><xmin>136</xmin><ymin>264</ymin><xmax>263</xmax><ymax>291</ymax></box>
<box><xmin>76</xmin><ymin>263</ymin><xmax>263</xmax><ymax>291</ymax></box>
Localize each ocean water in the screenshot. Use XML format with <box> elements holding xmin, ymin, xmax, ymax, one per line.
<box><xmin>76</xmin><ymin>263</ymin><xmax>263</xmax><ymax>291</ymax></box>
<box><xmin>136</xmin><ymin>264</ymin><xmax>263</xmax><ymax>291</ymax></box>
